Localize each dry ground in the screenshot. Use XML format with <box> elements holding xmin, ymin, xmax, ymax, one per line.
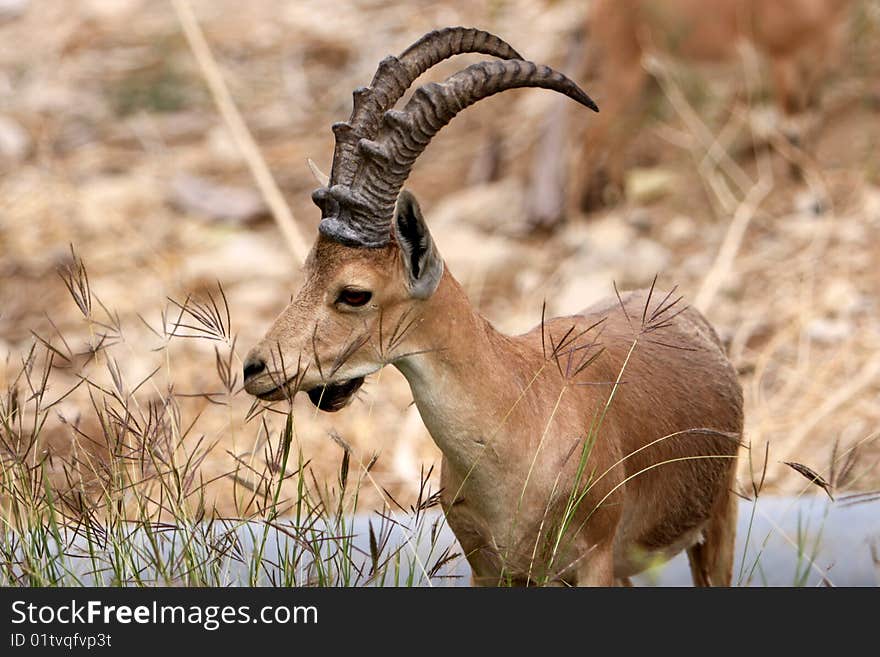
<box><xmin>1</xmin><ymin>0</ymin><xmax>878</xmax><ymax>514</ymax></box>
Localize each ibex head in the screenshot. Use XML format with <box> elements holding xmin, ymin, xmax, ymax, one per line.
<box><xmin>243</xmin><ymin>27</ymin><xmax>596</xmax><ymax>410</ymax></box>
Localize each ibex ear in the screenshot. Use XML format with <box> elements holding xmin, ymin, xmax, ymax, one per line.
<box><xmin>392</xmin><ymin>190</ymin><xmax>444</xmax><ymax>299</ymax></box>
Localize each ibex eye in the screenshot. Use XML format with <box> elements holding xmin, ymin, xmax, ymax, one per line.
<box><xmin>337</xmin><ymin>289</ymin><xmax>372</xmax><ymax>307</ymax></box>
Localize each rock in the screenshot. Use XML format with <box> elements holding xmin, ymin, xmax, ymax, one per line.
<box><xmin>227</xmin><ymin>280</ymin><xmax>289</xmax><ymax>316</ymax></box>
<box><xmin>0</xmin><ymin>115</ymin><xmax>30</xmax><ymax>161</ymax></box>
<box><xmin>77</xmin><ymin>173</ymin><xmax>163</xmax><ymax>232</ymax></box>
<box><xmin>748</xmin><ymin>104</ymin><xmax>782</xmax><ymax>144</ymax></box>
<box><xmin>205</xmin><ymin>126</ymin><xmax>244</xmax><ymax>165</ymax></box>
<box><xmin>429</xmin><ymin>179</ymin><xmax>527</xmax><ymax>236</ymax></box>
<box><xmin>806</xmin><ymin>317</ymin><xmax>852</xmax><ymax>344</ymax></box>
<box><xmin>680</xmin><ymin>252</ymin><xmax>713</xmax><ymax>280</ymax></box>
<box><xmin>780</xmin><ymin>215</ymin><xmax>828</xmax><ymax>240</ymax></box>
<box><xmin>837</xmin><ymin>218</ymin><xmax>867</xmax><ymax>244</ymax></box>
<box><xmin>514</xmin><ymin>270</ymin><xmax>542</xmax><ymax>295</ymax></box>
<box><xmin>625</xmin><ymin>167</ymin><xmax>677</xmax><ymax>205</ymax></box>
<box><xmin>557</xmin><ymin>221</ymin><xmax>593</xmax><ymax>252</ymax></box>
<box><xmin>182</xmin><ymin>231</ymin><xmax>293</xmax><ymax>285</ymax></box>
<box><xmin>53</xmin><ymin>118</ymin><xmax>99</xmax><ymax>153</ymax></box>
<box><xmin>82</xmin><ymin>0</ymin><xmax>143</xmax><ymax>20</ymax></box>
<box><xmin>428</xmin><ymin>184</ymin><xmax>536</xmax><ymax>279</ymax></box>
<box><xmin>662</xmin><ymin>215</ymin><xmax>697</xmax><ymax>243</ymax></box>
<box><xmin>549</xmin><ymin>269</ymin><xmax>616</xmax><ymax>316</ymax></box>
<box><xmin>431</xmin><ymin>222</ymin><xmax>529</xmax><ymax>287</ymax></box>
<box><xmin>169</xmin><ymin>174</ymin><xmax>268</xmax><ymax>225</ymax></box>
<box><xmin>548</xmin><ymin>226</ymin><xmax>671</xmax><ymax>316</ymax></box>
<box><xmin>625</xmin><ymin>239</ymin><xmax>672</xmax><ymax>283</ymax></box>
<box><xmin>821</xmin><ymin>279</ymin><xmax>864</xmax><ymax>317</ymax></box>
<box><xmin>625</xmin><ymin>208</ymin><xmax>654</xmax><ymax>234</ymax></box>
<box><xmin>560</xmin><ymin>214</ymin><xmax>635</xmax><ymax>254</ymax></box>
<box><xmin>559</xmin><ymin>215</ymin><xmax>670</xmax><ymax>284</ymax></box>
<box><xmin>794</xmin><ymin>189</ymin><xmax>827</xmax><ymax>217</ymax></box>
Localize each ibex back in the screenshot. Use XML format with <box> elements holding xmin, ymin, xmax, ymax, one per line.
<box><xmin>243</xmin><ymin>27</ymin><xmax>743</xmax><ymax>586</ymax></box>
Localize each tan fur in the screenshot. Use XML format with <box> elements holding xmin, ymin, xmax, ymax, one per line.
<box><xmin>688</xmin><ymin>459</ymin><xmax>739</xmax><ymax>586</ymax></box>
<box><xmin>245</xmin><ymin>236</ymin><xmax>743</xmax><ymax>586</ymax></box>
<box><xmin>570</xmin><ymin>0</ymin><xmax>852</xmax><ymax>209</ymax></box>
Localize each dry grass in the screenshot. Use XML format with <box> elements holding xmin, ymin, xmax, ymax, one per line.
<box><xmin>1</xmin><ymin>0</ymin><xmax>879</xmax><ymax>527</ymax></box>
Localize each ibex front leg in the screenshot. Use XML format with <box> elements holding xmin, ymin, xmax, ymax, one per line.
<box><xmin>575</xmin><ymin>543</ymin><xmax>616</xmax><ymax>587</ymax></box>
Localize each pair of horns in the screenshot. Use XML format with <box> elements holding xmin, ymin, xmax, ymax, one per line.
<box><xmin>312</xmin><ymin>26</ymin><xmax>597</xmax><ymax>248</ymax></box>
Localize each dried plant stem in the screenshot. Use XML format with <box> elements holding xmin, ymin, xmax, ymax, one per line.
<box><xmin>645</xmin><ymin>55</ymin><xmax>753</xmax><ymax>214</ymax></box>
<box><xmin>775</xmin><ymin>355</ymin><xmax>880</xmax><ymax>469</ymax></box>
<box><xmin>171</xmin><ymin>0</ymin><xmax>309</xmax><ymax>264</ymax></box>
<box><xmin>693</xmin><ymin>178</ymin><xmax>771</xmax><ymax>314</ymax></box>
<box><xmin>645</xmin><ymin>52</ymin><xmax>777</xmax><ymax>316</ymax></box>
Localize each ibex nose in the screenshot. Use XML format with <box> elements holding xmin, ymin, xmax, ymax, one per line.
<box><xmin>243</xmin><ymin>355</ymin><xmax>267</xmax><ymax>383</ymax></box>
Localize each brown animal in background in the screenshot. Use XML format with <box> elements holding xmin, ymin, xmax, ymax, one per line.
<box><xmin>243</xmin><ymin>28</ymin><xmax>743</xmax><ymax>586</ymax></box>
<box><xmin>527</xmin><ymin>0</ymin><xmax>853</xmax><ymax>226</ymax></box>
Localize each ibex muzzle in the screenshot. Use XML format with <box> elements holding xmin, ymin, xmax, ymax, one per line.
<box><xmin>244</xmin><ymin>27</ymin><xmax>743</xmax><ymax>586</ymax></box>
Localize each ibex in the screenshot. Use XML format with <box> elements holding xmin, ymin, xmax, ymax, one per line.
<box><xmin>528</xmin><ymin>0</ymin><xmax>853</xmax><ymax>224</ymax></box>
<box><xmin>243</xmin><ymin>28</ymin><xmax>743</xmax><ymax>586</ymax></box>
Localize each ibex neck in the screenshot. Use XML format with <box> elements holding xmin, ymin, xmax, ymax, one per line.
<box><xmin>393</xmin><ymin>269</ymin><xmax>530</xmax><ymax>467</ymax></box>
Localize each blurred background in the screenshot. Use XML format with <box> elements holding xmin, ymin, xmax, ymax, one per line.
<box><xmin>1</xmin><ymin>0</ymin><xmax>878</xmax><ymax>514</ymax></box>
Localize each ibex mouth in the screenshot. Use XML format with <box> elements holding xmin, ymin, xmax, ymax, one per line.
<box><xmin>306</xmin><ymin>377</ymin><xmax>365</xmax><ymax>412</ymax></box>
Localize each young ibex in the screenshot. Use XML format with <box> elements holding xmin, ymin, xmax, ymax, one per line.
<box><xmin>243</xmin><ymin>27</ymin><xmax>743</xmax><ymax>586</ymax></box>
<box><xmin>529</xmin><ymin>0</ymin><xmax>853</xmax><ymax>223</ymax></box>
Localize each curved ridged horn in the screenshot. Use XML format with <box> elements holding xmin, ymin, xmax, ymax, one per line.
<box><xmin>328</xmin><ymin>27</ymin><xmax>523</xmax><ymax>189</ymax></box>
<box><xmin>318</xmin><ymin>56</ymin><xmax>597</xmax><ymax>248</ymax></box>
